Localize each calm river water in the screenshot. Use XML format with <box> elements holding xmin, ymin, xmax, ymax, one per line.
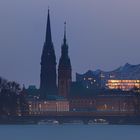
<box><xmin>0</xmin><ymin>125</ymin><xmax>140</xmax><ymax>140</ymax></box>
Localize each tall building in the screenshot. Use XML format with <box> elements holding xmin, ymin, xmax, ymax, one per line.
<box><xmin>58</xmin><ymin>22</ymin><xmax>72</xmax><ymax>97</ymax></box>
<box><xmin>40</xmin><ymin>9</ymin><xmax>57</xmax><ymax>98</ymax></box>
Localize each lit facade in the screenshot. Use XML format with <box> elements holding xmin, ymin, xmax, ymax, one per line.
<box><xmin>69</xmin><ymin>96</ymin><xmax>135</xmax><ymax>112</ymax></box>
<box><xmin>28</xmin><ymin>100</ymin><xmax>69</xmax><ymax>115</ymax></box>
<box><xmin>107</xmin><ymin>80</ymin><xmax>140</xmax><ymax>91</ymax></box>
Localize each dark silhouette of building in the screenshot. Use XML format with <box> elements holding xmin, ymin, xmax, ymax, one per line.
<box><xmin>40</xmin><ymin>9</ymin><xmax>57</xmax><ymax>98</ymax></box>
<box><xmin>76</xmin><ymin>70</ymin><xmax>102</xmax><ymax>89</ymax></box>
<box><xmin>58</xmin><ymin>22</ymin><xmax>72</xmax><ymax>97</ymax></box>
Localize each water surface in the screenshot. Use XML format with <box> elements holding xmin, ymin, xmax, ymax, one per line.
<box><xmin>0</xmin><ymin>125</ymin><xmax>140</xmax><ymax>140</ymax></box>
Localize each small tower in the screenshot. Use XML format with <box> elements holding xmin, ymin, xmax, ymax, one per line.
<box><xmin>40</xmin><ymin>9</ymin><xmax>57</xmax><ymax>98</ymax></box>
<box><xmin>58</xmin><ymin>22</ymin><xmax>72</xmax><ymax>97</ymax></box>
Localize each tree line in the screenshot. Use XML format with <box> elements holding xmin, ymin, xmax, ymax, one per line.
<box><xmin>0</xmin><ymin>77</ymin><xmax>28</xmax><ymax>116</ymax></box>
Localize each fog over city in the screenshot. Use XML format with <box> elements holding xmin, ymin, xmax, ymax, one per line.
<box><xmin>0</xmin><ymin>0</ymin><xmax>140</xmax><ymax>86</ymax></box>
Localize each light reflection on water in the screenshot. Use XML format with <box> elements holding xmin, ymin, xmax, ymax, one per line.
<box><xmin>0</xmin><ymin>125</ymin><xmax>140</xmax><ymax>140</ymax></box>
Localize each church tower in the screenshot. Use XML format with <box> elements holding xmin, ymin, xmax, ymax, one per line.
<box><xmin>58</xmin><ymin>22</ymin><xmax>72</xmax><ymax>97</ymax></box>
<box><xmin>40</xmin><ymin>9</ymin><xmax>57</xmax><ymax>98</ymax></box>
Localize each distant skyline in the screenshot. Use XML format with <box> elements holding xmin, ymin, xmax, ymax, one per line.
<box><xmin>0</xmin><ymin>0</ymin><xmax>140</xmax><ymax>87</ymax></box>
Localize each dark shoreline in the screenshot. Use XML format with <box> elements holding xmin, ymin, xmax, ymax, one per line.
<box><xmin>1</xmin><ymin>115</ymin><xmax>140</xmax><ymax>125</ymax></box>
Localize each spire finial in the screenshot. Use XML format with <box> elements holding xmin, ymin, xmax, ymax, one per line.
<box><xmin>48</xmin><ymin>6</ymin><xmax>50</xmax><ymax>13</ymax></box>
<box><xmin>64</xmin><ymin>21</ymin><xmax>66</xmax><ymax>43</ymax></box>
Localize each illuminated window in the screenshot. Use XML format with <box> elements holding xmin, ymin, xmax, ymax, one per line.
<box><xmin>107</xmin><ymin>80</ymin><xmax>140</xmax><ymax>91</ymax></box>
<box><xmin>88</xmin><ymin>78</ymin><xmax>93</xmax><ymax>80</ymax></box>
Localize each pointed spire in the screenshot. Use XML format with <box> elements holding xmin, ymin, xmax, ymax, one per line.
<box><xmin>61</xmin><ymin>21</ymin><xmax>69</xmax><ymax>58</ymax></box>
<box><xmin>64</xmin><ymin>21</ymin><xmax>67</xmax><ymax>44</ymax></box>
<box><xmin>45</xmin><ymin>8</ymin><xmax>52</xmax><ymax>43</ymax></box>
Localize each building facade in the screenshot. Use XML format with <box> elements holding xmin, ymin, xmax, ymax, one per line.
<box><xmin>106</xmin><ymin>80</ymin><xmax>140</xmax><ymax>91</ymax></box>
<box><xmin>69</xmin><ymin>95</ymin><xmax>135</xmax><ymax>113</ymax></box>
<box><xmin>28</xmin><ymin>100</ymin><xmax>69</xmax><ymax>115</ymax></box>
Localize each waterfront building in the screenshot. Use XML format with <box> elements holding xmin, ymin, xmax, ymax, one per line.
<box><xmin>69</xmin><ymin>97</ymin><xmax>96</xmax><ymax>111</ymax></box>
<box><xmin>27</xmin><ymin>94</ymin><xmax>136</xmax><ymax>115</ymax></box>
<box><xmin>69</xmin><ymin>95</ymin><xmax>135</xmax><ymax>112</ymax></box>
<box><xmin>76</xmin><ymin>63</ymin><xmax>140</xmax><ymax>92</ymax></box>
<box><xmin>40</xmin><ymin>9</ymin><xmax>57</xmax><ymax>98</ymax></box>
<box><xmin>28</xmin><ymin>99</ymin><xmax>69</xmax><ymax>115</ymax></box>
<box><xmin>58</xmin><ymin>22</ymin><xmax>72</xmax><ymax>97</ymax></box>
<box><xmin>106</xmin><ymin>80</ymin><xmax>140</xmax><ymax>91</ymax></box>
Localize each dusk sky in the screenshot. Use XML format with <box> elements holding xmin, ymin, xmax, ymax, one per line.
<box><xmin>0</xmin><ymin>0</ymin><xmax>140</xmax><ymax>87</ymax></box>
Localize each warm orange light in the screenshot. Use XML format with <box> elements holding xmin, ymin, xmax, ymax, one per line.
<box><xmin>107</xmin><ymin>80</ymin><xmax>140</xmax><ymax>91</ymax></box>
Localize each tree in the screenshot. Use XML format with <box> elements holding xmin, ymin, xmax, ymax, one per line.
<box><xmin>0</xmin><ymin>77</ymin><xmax>28</xmax><ymax>116</ymax></box>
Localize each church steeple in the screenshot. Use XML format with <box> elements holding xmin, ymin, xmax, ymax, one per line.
<box><xmin>58</xmin><ymin>22</ymin><xmax>72</xmax><ymax>97</ymax></box>
<box><xmin>60</xmin><ymin>22</ymin><xmax>69</xmax><ymax>63</ymax></box>
<box><xmin>63</xmin><ymin>22</ymin><xmax>66</xmax><ymax>44</ymax></box>
<box><xmin>45</xmin><ymin>9</ymin><xmax>52</xmax><ymax>43</ymax></box>
<box><xmin>40</xmin><ymin>9</ymin><xmax>57</xmax><ymax>98</ymax></box>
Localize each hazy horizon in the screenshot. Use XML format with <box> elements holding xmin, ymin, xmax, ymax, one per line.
<box><xmin>0</xmin><ymin>0</ymin><xmax>140</xmax><ymax>87</ymax></box>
